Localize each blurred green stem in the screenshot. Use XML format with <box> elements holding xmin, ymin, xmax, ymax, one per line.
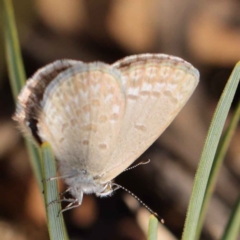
<box><xmin>3</xmin><ymin>0</ymin><xmax>42</xmax><ymax>188</ymax></box>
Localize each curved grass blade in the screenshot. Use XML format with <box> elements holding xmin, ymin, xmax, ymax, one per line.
<box><xmin>41</xmin><ymin>142</ymin><xmax>69</xmax><ymax>240</ymax></box>
<box><xmin>195</xmin><ymin>100</ymin><xmax>240</xmax><ymax>239</ymax></box>
<box><xmin>221</xmin><ymin>193</ymin><xmax>240</xmax><ymax>240</ymax></box>
<box><xmin>3</xmin><ymin>0</ymin><xmax>25</xmax><ymax>100</ymax></box>
<box><xmin>182</xmin><ymin>62</ymin><xmax>240</xmax><ymax>240</ymax></box>
<box><xmin>3</xmin><ymin>0</ymin><xmax>42</xmax><ymax>187</ymax></box>
<box><xmin>148</xmin><ymin>215</ymin><xmax>158</xmax><ymax>240</ymax></box>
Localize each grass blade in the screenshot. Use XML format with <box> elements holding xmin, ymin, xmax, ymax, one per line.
<box><xmin>221</xmin><ymin>193</ymin><xmax>240</xmax><ymax>240</ymax></box>
<box><xmin>195</xmin><ymin>100</ymin><xmax>240</xmax><ymax>239</ymax></box>
<box><xmin>182</xmin><ymin>62</ymin><xmax>240</xmax><ymax>240</ymax></box>
<box><xmin>3</xmin><ymin>0</ymin><xmax>42</xmax><ymax>187</ymax></box>
<box><xmin>41</xmin><ymin>142</ymin><xmax>69</xmax><ymax>240</ymax></box>
<box><xmin>3</xmin><ymin>0</ymin><xmax>25</xmax><ymax>100</ymax></box>
<box><xmin>148</xmin><ymin>215</ymin><xmax>158</xmax><ymax>240</ymax></box>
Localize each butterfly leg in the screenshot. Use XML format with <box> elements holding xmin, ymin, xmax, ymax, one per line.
<box><xmin>58</xmin><ymin>191</ymin><xmax>83</xmax><ymax>215</ymax></box>
<box><xmin>47</xmin><ymin>196</ymin><xmax>76</xmax><ymax>207</ymax></box>
<box><xmin>97</xmin><ymin>182</ymin><xmax>120</xmax><ymax>197</ymax></box>
<box><xmin>59</xmin><ymin>187</ymin><xmax>71</xmax><ymax>196</ymax></box>
<box><xmin>58</xmin><ymin>200</ymin><xmax>81</xmax><ymax>215</ymax></box>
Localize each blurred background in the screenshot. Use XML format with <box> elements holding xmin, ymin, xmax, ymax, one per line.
<box><xmin>0</xmin><ymin>0</ymin><xmax>240</xmax><ymax>239</ymax></box>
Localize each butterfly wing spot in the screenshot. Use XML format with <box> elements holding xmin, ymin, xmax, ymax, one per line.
<box><xmin>134</xmin><ymin>123</ymin><xmax>147</xmax><ymax>132</ymax></box>
<box><xmin>75</xmin><ymin>109</ymin><xmax>82</xmax><ymax>116</ymax></box>
<box><xmin>99</xmin><ymin>143</ymin><xmax>108</xmax><ymax>150</ymax></box>
<box><xmin>82</xmin><ymin>140</ymin><xmax>89</xmax><ymax>145</ymax></box>
<box><xmin>140</xmin><ymin>91</ymin><xmax>150</xmax><ymax>97</ymax></box>
<box><xmin>126</xmin><ymin>86</ymin><xmax>139</xmax><ymax>99</ymax></box>
<box><xmin>127</xmin><ymin>94</ymin><xmax>139</xmax><ymax>101</ymax></box>
<box><xmin>82</xmin><ymin>124</ymin><xmax>97</xmax><ymax>132</ymax></box>
<box><xmin>98</xmin><ymin>115</ymin><xmax>108</xmax><ymax>123</ymax></box>
<box><xmin>146</xmin><ymin>66</ymin><xmax>158</xmax><ymax>78</ymax></box>
<box><xmin>159</xmin><ymin>66</ymin><xmax>171</xmax><ymax>78</ymax></box>
<box><xmin>169</xmin><ymin>96</ymin><xmax>180</xmax><ymax>105</ymax></box>
<box><xmin>110</xmin><ymin>104</ymin><xmax>122</xmax><ymax>121</ymax></box>
<box><xmin>129</xmin><ymin>68</ymin><xmax>143</xmax><ymax>81</ymax></box>
<box><xmin>70</xmin><ymin>118</ymin><xmax>77</xmax><ymax>126</ymax></box>
<box><xmin>164</xmin><ymin>90</ymin><xmax>182</xmax><ymax>105</ymax></box>
<box><xmin>152</xmin><ymin>91</ymin><xmax>161</xmax><ymax>98</ymax></box>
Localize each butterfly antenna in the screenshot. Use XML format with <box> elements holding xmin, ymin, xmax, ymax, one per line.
<box><xmin>112</xmin><ymin>183</ymin><xmax>164</xmax><ymax>224</ymax></box>
<box><xmin>123</xmin><ymin>159</ymin><xmax>151</xmax><ymax>172</ymax></box>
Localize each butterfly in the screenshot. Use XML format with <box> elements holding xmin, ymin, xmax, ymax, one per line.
<box><xmin>14</xmin><ymin>54</ymin><xmax>199</xmax><ymax>211</ymax></box>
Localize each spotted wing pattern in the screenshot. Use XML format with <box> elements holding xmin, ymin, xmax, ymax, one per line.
<box><xmin>35</xmin><ymin>63</ymin><xmax>125</xmax><ymax>176</ymax></box>
<box><xmin>100</xmin><ymin>54</ymin><xmax>199</xmax><ymax>183</ymax></box>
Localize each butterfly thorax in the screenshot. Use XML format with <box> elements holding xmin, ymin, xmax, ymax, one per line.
<box><xmin>62</xmin><ymin>169</ymin><xmax>114</xmax><ymax>200</ymax></box>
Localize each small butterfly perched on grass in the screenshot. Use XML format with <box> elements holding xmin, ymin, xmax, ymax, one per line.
<box><xmin>14</xmin><ymin>54</ymin><xmax>199</xmax><ymax>213</ymax></box>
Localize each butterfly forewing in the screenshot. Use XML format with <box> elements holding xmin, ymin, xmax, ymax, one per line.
<box><xmin>100</xmin><ymin>54</ymin><xmax>199</xmax><ymax>183</ymax></box>
<box><xmin>38</xmin><ymin>63</ymin><xmax>126</xmax><ymax>176</ymax></box>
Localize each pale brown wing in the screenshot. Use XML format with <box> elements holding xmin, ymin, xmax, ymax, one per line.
<box><xmin>100</xmin><ymin>54</ymin><xmax>199</xmax><ymax>183</ymax></box>
<box><xmin>14</xmin><ymin>59</ymin><xmax>81</xmax><ymax>140</ymax></box>
<box><xmin>37</xmin><ymin>63</ymin><xmax>126</xmax><ymax>176</ymax></box>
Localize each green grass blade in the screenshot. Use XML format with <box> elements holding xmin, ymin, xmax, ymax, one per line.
<box><xmin>3</xmin><ymin>0</ymin><xmax>42</xmax><ymax>187</ymax></box>
<box><xmin>195</xmin><ymin>100</ymin><xmax>240</xmax><ymax>239</ymax></box>
<box><xmin>25</xmin><ymin>140</ymin><xmax>43</xmax><ymax>187</ymax></box>
<box><xmin>221</xmin><ymin>193</ymin><xmax>240</xmax><ymax>240</ymax></box>
<box><xmin>3</xmin><ymin>0</ymin><xmax>25</xmax><ymax>100</ymax></box>
<box><xmin>148</xmin><ymin>215</ymin><xmax>158</xmax><ymax>240</ymax></box>
<box><xmin>182</xmin><ymin>62</ymin><xmax>240</xmax><ymax>240</ymax></box>
<box><xmin>41</xmin><ymin>142</ymin><xmax>69</xmax><ymax>240</ymax></box>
